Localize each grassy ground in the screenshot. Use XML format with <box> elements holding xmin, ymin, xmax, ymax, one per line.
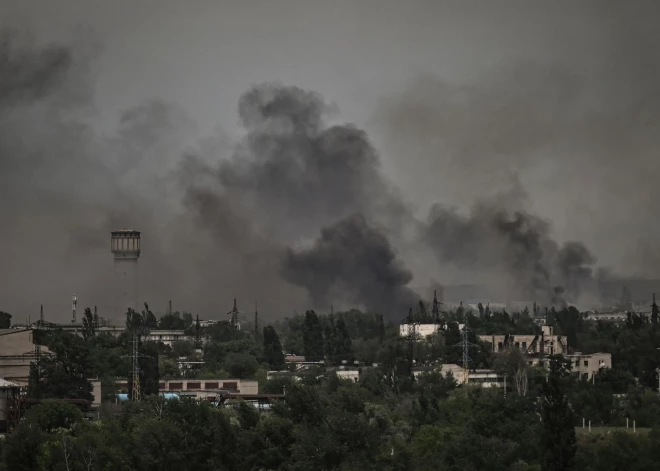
<box><xmin>575</xmin><ymin>426</ymin><xmax>651</xmax><ymax>435</ymax></box>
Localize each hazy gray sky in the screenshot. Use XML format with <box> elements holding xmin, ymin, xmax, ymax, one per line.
<box><xmin>2</xmin><ymin>0</ymin><xmax>659</xmax><ymax>321</ymax></box>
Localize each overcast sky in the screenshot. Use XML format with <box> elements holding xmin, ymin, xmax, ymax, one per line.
<box><xmin>2</xmin><ymin>0</ymin><xmax>659</xmax><ymax>320</ymax></box>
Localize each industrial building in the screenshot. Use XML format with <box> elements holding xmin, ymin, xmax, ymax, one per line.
<box><xmin>479</xmin><ymin>325</ymin><xmax>568</xmax><ymax>356</ymax></box>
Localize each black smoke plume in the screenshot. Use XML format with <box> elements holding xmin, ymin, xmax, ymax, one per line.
<box><xmin>210</xmin><ymin>83</ymin><xmax>408</xmax><ymax>243</ymax></box>
<box><xmin>281</xmin><ymin>214</ymin><xmax>418</xmax><ymax>318</ymax></box>
<box><xmin>424</xmin><ymin>202</ymin><xmax>596</xmax><ymax>304</ymax></box>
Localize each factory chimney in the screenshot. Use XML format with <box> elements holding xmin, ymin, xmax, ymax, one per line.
<box><xmin>111</xmin><ymin>229</ymin><xmax>141</xmax><ymax>319</ymax></box>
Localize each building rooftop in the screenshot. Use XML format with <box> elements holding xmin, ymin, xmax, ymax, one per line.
<box><xmin>0</xmin><ymin>378</ymin><xmax>20</xmax><ymax>388</ymax></box>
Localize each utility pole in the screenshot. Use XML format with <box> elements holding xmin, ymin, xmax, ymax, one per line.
<box><xmin>127</xmin><ymin>317</ymin><xmax>152</xmax><ymax>402</ymax></box>
<box><xmin>194</xmin><ymin>315</ymin><xmax>202</xmax><ymax>349</ymax></box>
<box><xmin>254</xmin><ymin>302</ymin><xmax>259</xmax><ymax>339</ymax></box>
<box><xmin>432</xmin><ymin>290</ymin><xmax>442</xmax><ymax>324</ymax></box>
<box><xmin>131</xmin><ymin>331</ymin><xmax>141</xmax><ymax>402</ymax></box>
<box><xmin>379</xmin><ymin>314</ymin><xmax>385</xmax><ymax>342</ymax></box>
<box><xmin>33</xmin><ymin>305</ymin><xmax>43</xmax><ymax>398</ymax></box>
<box><xmin>228</xmin><ymin>299</ymin><xmax>241</xmax><ymax>330</ymax></box>
<box><xmin>651</xmin><ymin>293</ymin><xmax>659</xmax><ymax>324</ymax></box>
<box><xmin>398</xmin><ymin>308</ymin><xmax>417</xmax><ymax>378</ymax></box>
<box><xmin>454</xmin><ymin>325</ymin><xmax>478</xmax><ymax>384</ymax></box>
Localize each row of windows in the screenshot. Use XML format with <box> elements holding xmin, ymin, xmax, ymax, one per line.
<box><xmin>165</xmin><ymin>381</ymin><xmax>238</xmax><ymax>391</ymax></box>
<box><xmin>117</xmin><ymin>381</ymin><xmax>239</xmax><ymax>391</ymax></box>
<box><xmin>496</xmin><ymin>340</ymin><xmax>557</xmax><ymax>353</ymax></box>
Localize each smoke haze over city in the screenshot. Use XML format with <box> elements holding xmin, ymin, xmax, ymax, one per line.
<box><xmin>2</xmin><ymin>0</ymin><xmax>660</xmax><ymax>322</ymax></box>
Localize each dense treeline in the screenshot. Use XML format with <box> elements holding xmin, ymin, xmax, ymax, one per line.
<box><xmin>10</xmin><ymin>303</ymin><xmax>660</xmax><ymax>469</ymax></box>
<box><xmin>4</xmin><ymin>366</ymin><xmax>660</xmax><ymax>470</ymax></box>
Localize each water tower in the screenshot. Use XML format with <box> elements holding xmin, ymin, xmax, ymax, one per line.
<box><xmin>111</xmin><ymin>229</ymin><xmax>141</xmax><ymax>318</ymax></box>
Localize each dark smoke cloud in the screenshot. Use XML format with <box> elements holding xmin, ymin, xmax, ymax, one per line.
<box><xmin>281</xmin><ymin>214</ymin><xmax>418</xmax><ymax>318</ymax></box>
<box><xmin>424</xmin><ymin>202</ymin><xmax>596</xmax><ymax>305</ymax></box>
<box><xmin>0</xmin><ymin>29</ymin><xmax>71</xmax><ymax>106</ymax></box>
<box><xmin>183</xmin><ymin>83</ymin><xmax>416</xmax><ymax>317</ymax></box>
<box><xmin>4</xmin><ymin>1</ymin><xmax>660</xmax><ymax>321</ymax></box>
<box><xmin>374</xmin><ymin>1</ymin><xmax>660</xmax><ymax>287</ymax></box>
<box><xmin>212</xmin><ymin>83</ymin><xmax>409</xmax><ymax>243</ymax></box>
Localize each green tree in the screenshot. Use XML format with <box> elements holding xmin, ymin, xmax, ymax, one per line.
<box><xmin>540</xmin><ymin>355</ymin><xmax>577</xmax><ymax>471</ymax></box>
<box><xmin>158</xmin><ymin>311</ymin><xmax>186</xmax><ymax>330</ymax></box>
<box><xmin>224</xmin><ymin>352</ymin><xmax>259</xmax><ymax>378</ymax></box>
<box><xmin>334</xmin><ymin>315</ymin><xmax>353</xmax><ymax>361</ymax></box>
<box><xmin>0</xmin><ymin>311</ymin><xmax>12</xmax><ymax>329</ymax></box>
<box><xmin>171</xmin><ymin>340</ymin><xmax>195</xmax><ymax>359</ymax></box>
<box><xmin>263</xmin><ymin>325</ymin><xmax>286</xmax><ymax>370</ymax></box>
<box><xmin>302</xmin><ymin>310</ymin><xmax>324</xmax><ymax>359</ymax></box>
<box><xmin>81</xmin><ymin>307</ymin><xmax>98</xmax><ymax>341</ymax></box>
<box><xmin>22</xmin><ymin>400</ymin><xmax>83</xmax><ymax>433</ymax></box>
<box><xmin>28</xmin><ymin>331</ymin><xmax>93</xmax><ymax>401</ymax></box>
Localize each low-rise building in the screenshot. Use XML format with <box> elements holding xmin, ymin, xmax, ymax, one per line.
<box><xmin>115</xmin><ymin>378</ymin><xmax>258</xmax><ymax>401</ymax></box>
<box><xmin>144</xmin><ymin>330</ymin><xmax>190</xmax><ymax>347</ymax></box>
<box><xmin>530</xmin><ymin>352</ymin><xmax>611</xmax><ymax>380</ymax></box>
<box><xmin>399</xmin><ymin>323</ymin><xmax>466</xmax><ymax>339</ymax></box>
<box><xmin>414</xmin><ymin>363</ymin><xmax>505</xmax><ymax>388</ymax></box>
<box><xmin>0</xmin><ymin>328</ymin><xmax>52</xmax><ymax>384</ymax></box>
<box><xmin>399</xmin><ymin>323</ymin><xmax>442</xmax><ymax>339</ymax></box>
<box><xmin>568</xmin><ymin>352</ymin><xmax>611</xmax><ymax>380</ymax></box>
<box><xmin>585</xmin><ymin>311</ymin><xmax>628</xmax><ymax>322</ymax></box>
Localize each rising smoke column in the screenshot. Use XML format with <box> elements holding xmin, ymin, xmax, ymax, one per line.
<box><xmin>281</xmin><ymin>213</ymin><xmax>419</xmax><ymax>319</ymax></box>
<box><xmin>424</xmin><ymin>202</ymin><xmax>596</xmax><ymax>304</ymax></box>
<box><xmin>212</xmin><ymin>83</ymin><xmax>409</xmax><ymax>243</ymax></box>
<box><xmin>183</xmin><ymin>83</ymin><xmax>418</xmax><ymax>315</ymax></box>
